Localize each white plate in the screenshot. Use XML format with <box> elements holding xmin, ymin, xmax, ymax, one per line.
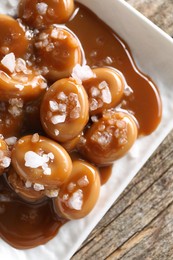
<box><xmin>0</xmin><ymin>0</ymin><xmax>173</xmax><ymax>259</ymax></box>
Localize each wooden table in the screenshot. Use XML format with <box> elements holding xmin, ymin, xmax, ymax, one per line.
<box><xmin>72</xmin><ymin>1</ymin><xmax>173</xmax><ymax>259</ymax></box>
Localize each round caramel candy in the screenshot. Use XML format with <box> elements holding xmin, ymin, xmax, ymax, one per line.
<box><xmin>34</xmin><ymin>26</ymin><xmax>82</xmax><ymax>81</ymax></box>
<box><xmin>40</xmin><ymin>78</ymin><xmax>89</xmax><ymax>142</ymax></box>
<box><xmin>78</xmin><ymin>110</ymin><xmax>138</xmax><ymax>165</ymax></box>
<box><xmin>83</xmin><ymin>67</ymin><xmax>125</xmax><ymax>115</ymax></box>
<box><xmin>7</xmin><ymin>167</ymin><xmax>45</xmax><ymax>202</ymax></box>
<box><xmin>0</xmin><ymin>58</ymin><xmax>47</xmax><ymax>102</ymax></box>
<box><xmin>11</xmin><ymin>134</ymin><xmax>72</xmax><ymax>188</ymax></box>
<box><xmin>0</xmin><ymin>14</ymin><xmax>29</xmax><ymax>59</ymax></box>
<box><xmin>53</xmin><ymin>160</ymin><xmax>100</xmax><ymax>219</ymax></box>
<box><xmin>0</xmin><ymin>138</ymin><xmax>11</xmax><ymax>175</ymax></box>
<box><xmin>18</xmin><ymin>0</ymin><xmax>74</xmax><ymax>28</ymax></box>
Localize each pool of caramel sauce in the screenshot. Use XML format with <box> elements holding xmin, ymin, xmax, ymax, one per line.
<box><xmin>0</xmin><ymin>2</ymin><xmax>162</xmax><ymax>249</ymax></box>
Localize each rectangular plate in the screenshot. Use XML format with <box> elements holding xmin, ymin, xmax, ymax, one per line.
<box><xmin>0</xmin><ymin>0</ymin><xmax>173</xmax><ymax>259</ymax></box>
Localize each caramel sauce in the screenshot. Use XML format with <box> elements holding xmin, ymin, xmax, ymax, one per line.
<box><xmin>0</xmin><ymin>2</ymin><xmax>162</xmax><ymax>249</ymax></box>
<box><xmin>99</xmin><ymin>165</ymin><xmax>113</xmax><ymax>185</ymax></box>
<box><xmin>0</xmin><ymin>175</ymin><xmax>66</xmax><ymax>249</ymax></box>
<box><xmin>67</xmin><ymin>3</ymin><xmax>162</xmax><ymax>135</ymax></box>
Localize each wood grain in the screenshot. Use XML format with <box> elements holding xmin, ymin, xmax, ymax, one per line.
<box><xmin>72</xmin><ymin>1</ymin><xmax>173</xmax><ymax>259</ymax></box>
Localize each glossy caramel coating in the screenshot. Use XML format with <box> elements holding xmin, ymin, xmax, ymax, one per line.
<box><xmin>34</xmin><ymin>26</ymin><xmax>82</xmax><ymax>81</ymax></box>
<box><xmin>0</xmin><ymin>64</ymin><xmax>47</xmax><ymax>102</ymax></box>
<box><xmin>0</xmin><ymin>14</ymin><xmax>29</xmax><ymax>59</ymax></box>
<box><xmin>0</xmin><ymin>138</ymin><xmax>11</xmax><ymax>175</ymax></box>
<box><xmin>11</xmin><ymin>134</ymin><xmax>72</xmax><ymax>188</ymax></box>
<box><xmin>7</xmin><ymin>167</ymin><xmax>45</xmax><ymax>202</ymax></box>
<box><xmin>83</xmin><ymin>67</ymin><xmax>125</xmax><ymax>115</ymax></box>
<box><xmin>0</xmin><ymin>100</ymin><xmax>24</xmax><ymax>138</ymax></box>
<box><xmin>78</xmin><ymin>110</ymin><xmax>138</xmax><ymax>165</ymax></box>
<box><xmin>61</xmin><ymin>134</ymin><xmax>81</xmax><ymax>153</ymax></box>
<box><xmin>18</xmin><ymin>0</ymin><xmax>74</xmax><ymax>28</ymax></box>
<box><xmin>40</xmin><ymin>78</ymin><xmax>89</xmax><ymax>142</ymax></box>
<box><xmin>53</xmin><ymin>160</ymin><xmax>100</xmax><ymax>219</ymax></box>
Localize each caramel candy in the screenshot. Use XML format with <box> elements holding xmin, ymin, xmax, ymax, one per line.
<box><xmin>78</xmin><ymin>110</ymin><xmax>138</xmax><ymax>165</ymax></box>
<box><xmin>0</xmin><ymin>14</ymin><xmax>29</xmax><ymax>60</ymax></box>
<box><xmin>53</xmin><ymin>160</ymin><xmax>100</xmax><ymax>219</ymax></box>
<box><xmin>7</xmin><ymin>167</ymin><xmax>45</xmax><ymax>202</ymax></box>
<box><xmin>0</xmin><ymin>57</ymin><xmax>47</xmax><ymax>102</ymax></box>
<box><xmin>34</xmin><ymin>26</ymin><xmax>82</xmax><ymax>81</ymax></box>
<box><xmin>83</xmin><ymin>67</ymin><xmax>125</xmax><ymax>115</ymax></box>
<box><xmin>0</xmin><ymin>138</ymin><xmax>11</xmax><ymax>175</ymax></box>
<box><xmin>40</xmin><ymin>78</ymin><xmax>89</xmax><ymax>142</ymax></box>
<box><xmin>18</xmin><ymin>0</ymin><xmax>74</xmax><ymax>28</ymax></box>
<box><xmin>11</xmin><ymin>134</ymin><xmax>72</xmax><ymax>188</ymax></box>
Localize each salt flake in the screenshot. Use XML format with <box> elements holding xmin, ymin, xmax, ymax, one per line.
<box><xmin>68</xmin><ymin>189</ymin><xmax>83</xmax><ymax>210</ymax></box>
<box><xmin>1</xmin><ymin>52</ymin><xmax>16</xmax><ymax>73</ymax></box>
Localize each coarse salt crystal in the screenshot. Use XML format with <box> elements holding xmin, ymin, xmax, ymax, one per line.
<box><xmin>71</xmin><ymin>64</ymin><xmax>96</xmax><ymax>83</ymax></box>
<box><xmin>68</xmin><ymin>189</ymin><xmax>83</xmax><ymax>210</ymax></box>
<box><xmin>35</xmin><ymin>41</ymin><xmax>43</xmax><ymax>48</ymax></box>
<box><xmin>101</xmin><ymin>86</ymin><xmax>112</xmax><ymax>104</ymax></box>
<box><xmin>80</xmin><ymin>136</ymin><xmax>86</xmax><ymax>144</ymax></box>
<box><xmin>46</xmin><ymin>43</ymin><xmax>54</xmax><ymax>52</ymax></box>
<box><xmin>15</xmin><ymin>58</ymin><xmax>27</xmax><ymax>73</ymax></box>
<box><xmin>31</xmin><ymin>133</ymin><xmax>40</xmax><ymax>143</ymax></box>
<box><xmin>70</xmin><ymin>107</ymin><xmax>80</xmax><ymax>119</ymax></box>
<box><xmin>25</xmin><ymin>30</ymin><xmax>34</xmax><ymax>40</ymax></box>
<box><xmin>54</xmin><ymin>129</ymin><xmax>59</xmax><ymax>136</ymax></box>
<box><xmin>45</xmin><ymin>189</ymin><xmax>59</xmax><ymax>198</ymax></box>
<box><xmin>116</xmin><ymin>120</ymin><xmax>126</xmax><ymax>129</ymax></box>
<box><xmin>90</xmin><ymin>98</ymin><xmax>99</xmax><ymax>111</ymax></box>
<box><xmin>58</xmin><ymin>103</ymin><xmax>66</xmax><ymax>113</ymax></box>
<box><xmin>118</xmin><ymin>137</ymin><xmax>127</xmax><ymax>146</ymax></box>
<box><xmin>36</xmin><ymin>2</ymin><xmax>48</xmax><ymax>15</ymax></box>
<box><xmin>42</xmin><ymin>39</ymin><xmax>49</xmax><ymax>47</ymax></box>
<box><xmin>99</xmin><ymin>81</ymin><xmax>108</xmax><ymax>90</ymax></box>
<box><xmin>67</xmin><ymin>182</ymin><xmax>76</xmax><ymax>193</ymax></box>
<box><xmin>40</xmin><ymin>81</ymin><xmax>47</xmax><ymax>89</ymax></box>
<box><xmin>33</xmin><ymin>183</ymin><xmax>45</xmax><ymax>191</ymax></box>
<box><xmin>77</xmin><ymin>175</ymin><xmax>89</xmax><ymax>187</ymax></box>
<box><xmin>104</xmin><ymin>56</ymin><xmax>113</xmax><ymax>65</ymax></box>
<box><xmin>5</xmin><ymin>136</ymin><xmax>17</xmax><ymax>146</ymax></box>
<box><xmin>91</xmin><ymin>115</ymin><xmax>99</xmax><ymax>122</ymax></box>
<box><xmin>42</xmin><ymin>165</ymin><xmax>51</xmax><ymax>175</ymax></box>
<box><xmin>15</xmin><ymin>84</ymin><xmax>24</xmax><ymax>91</ymax></box>
<box><xmin>39</xmin><ymin>32</ymin><xmax>48</xmax><ymax>40</ymax></box>
<box><xmin>48</xmin><ymin>152</ymin><xmax>54</xmax><ymax>160</ymax></box>
<box><xmin>9</xmin><ymin>98</ymin><xmax>23</xmax><ymax>108</ymax></box>
<box><xmin>124</xmin><ymin>85</ymin><xmax>133</xmax><ymax>96</ymax></box>
<box><xmin>25</xmin><ymin>151</ymin><xmax>49</xmax><ymax>168</ymax></box>
<box><xmin>0</xmin><ymin>156</ymin><xmax>11</xmax><ymax>168</ymax></box>
<box><xmin>51</xmin><ymin>28</ymin><xmax>59</xmax><ymax>39</ymax></box>
<box><xmin>57</xmin><ymin>91</ymin><xmax>67</xmax><ymax>101</ymax></box>
<box><xmin>51</xmin><ymin>114</ymin><xmax>66</xmax><ymax>124</ymax></box>
<box><xmin>25</xmin><ymin>180</ymin><xmax>32</xmax><ymax>188</ymax></box>
<box><xmin>63</xmin><ymin>194</ymin><xmax>69</xmax><ymax>201</ymax></box>
<box><xmin>90</xmin><ymin>87</ymin><xmax>100</xmax><ymax>97</ymax></box>
<box><xmin>97</xmin><ymin>132</ymin><xmax>112</xmax><ymax>146</ymax></box>
<box><xmin>49</xmin><ymin>100</ymin><xmax>59</xmax><ymax>112</ymax></box>
<box><xmin>98</xmin><ymin>124</ymin><xmax>106</xmax><ymax>131</ymax></box>
<box><xmin>1</xmin><ymin>52</ymin><xmax>16</xmax><ymax>73</ymax></box>
<box><xmin>8</xmin><ymin>106</ymin><xmax>22</xmax><ymax>117</ymax></box>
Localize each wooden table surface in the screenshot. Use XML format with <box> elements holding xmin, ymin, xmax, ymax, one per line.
<box><xmin>72</xmin><ymin>1</ymin><xmax>173</xmax><ymax>259</ymax></box>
